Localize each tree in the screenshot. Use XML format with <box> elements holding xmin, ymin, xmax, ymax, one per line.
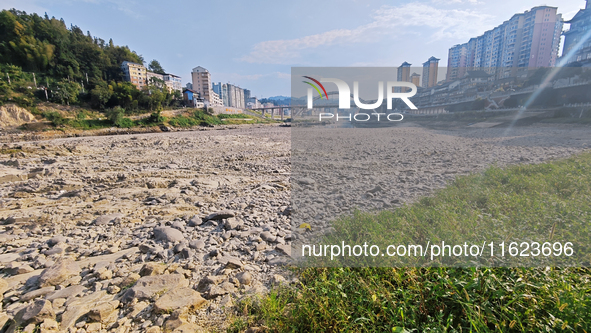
<box><xmin>90</xmin><ymin>82</ymin><xmax>112</xmax><ymax>109</ymax></box>
<box><xmin>51</xmin><ymin>79</ymin><xmax>80</xmax><ymax>105</ymax></box>
<box><xmin>148</xmin><ymin>60</ymin><xmax>165</xmax><ymax>74</ymax></box>
<box><xmin>108</xmin><ymin>81</ymin><xmax>138</xmax><ymax>111</ymax></box>
<box><xmin>0</xmin><ymin>9</ymin><xmax>165</xmax><ymax>113</ymax></box>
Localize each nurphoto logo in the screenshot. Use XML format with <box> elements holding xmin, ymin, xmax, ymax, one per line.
<box><xmin>304</xmin><ymin>76</ymin><xmax>418</xmax><ymax>111</ymax></box>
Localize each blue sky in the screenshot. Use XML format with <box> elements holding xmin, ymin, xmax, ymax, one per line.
<box><xmin>0</xmin><ymin>0</ymin><xmax>585</xmax><ymax>98</ymax></box>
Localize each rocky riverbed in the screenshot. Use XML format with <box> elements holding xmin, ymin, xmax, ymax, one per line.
<box><xmin>0</xmin><ymin>122</ymin><xmax>590</xmax><ymax>332</ymax></box>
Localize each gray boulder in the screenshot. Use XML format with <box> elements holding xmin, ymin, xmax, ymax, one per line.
<box><xmin>37</xmin><ymin>259</ymin><xmax>81</xmax><ymax>287</ymax></box>
<box><xmin>121</xmin><ymin>274</ymin><xmax>189</xmax><ymax>303</ymax></box>
<box><xmin>153</xmin><ymin>226</ymin><xmax>184</xmax><ymax>243</ymax></box>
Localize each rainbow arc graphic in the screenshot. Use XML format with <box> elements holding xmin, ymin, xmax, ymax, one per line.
<box><xmin>302</xmin><ymin>76</ymin><xmax>328</xmax><ymax>100</ymax></box>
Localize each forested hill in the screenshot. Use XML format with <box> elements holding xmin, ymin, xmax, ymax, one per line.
<box><xmin>0</xmin><ymin>9</ymin><xmax>181</xmax><ymax>113</ymax></box>
<box><xmin>0</xmin><ymin>9</ymin><xmax>142</xmax><ymax>84</ymax></box>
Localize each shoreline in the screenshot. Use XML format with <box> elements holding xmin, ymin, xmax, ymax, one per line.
<box><xmin>0</xmin><ymin>122</ymin><xmax>284</xmax><ymax>144</ymax></box>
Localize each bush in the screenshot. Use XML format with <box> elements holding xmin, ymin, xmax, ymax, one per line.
<box><xmin>76</xmin><ymin>110</ymin><xmax>88</xmax><ymax>120</ymax></box>
<box><xmin>105</xmin><ymin>106</ymin><xmax>125</xmax><ymax>126</ymax></box>
<box><xmin>116</xmin><ymin>117</ymin><xmax>135</xmax><ymax>128</ymax></box>
<box><xmin>149</xmin><ymin>111</ymin><xmax>165</xmax><ymax>123</ymax></box>
<box><xmin>14</xmin><ymin>96</ymin><xmax>35</xmax><ymax>108</ymax></box>
<box><xmin>29</xmin><ymin>106</ymin><xmax>42</xmax><ymax>116</ymax></box>
<box><xmin>42</xmin><ymin>111</ymin><xmax>67</xmax><ymax>126</ymax></box>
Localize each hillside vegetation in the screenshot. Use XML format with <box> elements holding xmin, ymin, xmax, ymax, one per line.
<box><xmin>0</xmin><ymin>9</ymin><xmax>181</xmax><ymax>117</ymax></box>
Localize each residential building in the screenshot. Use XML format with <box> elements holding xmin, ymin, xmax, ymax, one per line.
<box><xmin>446</xmin><ymin>43</ymin><xmax>470</xmax><ymax>81</ymax></box>
<box><xmin>183</xmin><ymin>89</ymin><xmax>204</xmax><ymax>108</ymax></box>
<box><xmin>186</xmin><ymin>82</ymin><xmax>193</xmax><ymax>90</ymax></box>
<box><xmin>396</xmin><ymin>62</ymin><xmax>412</xmax><ymax>92</ymax></box>
<box><xmin>446</xmin><ymin>6</ymin><xmax>563</xmax><ymax>80</ymax></box>
<box><xmin>163</xmin><ymin>74</ymin><xmax>182</xmax><ymax>92</ymax></box>
<box><xmin>244</xmin><ymin>89</ymin><xmax>251</xmax><ymax>100</ymax></box>
<box><xmin>121</xmin><ymin>61</ymin><xmax>147</xmax><ymax>90</ymax></box>
<box><xmin>210</xmin><ymin>91</ymin><xmax>223</xmax><ymax>106</ymax></box>
<box><xmin>422</xmin><ymin>56</ymin><xmax>440</xmax><ymax>88</ymax></box>
<box><xmin>397</xmin><ymin>62</ymin><xmax>412</xmax><ymax>82</ymax></box>
<box><xmin>246</xmin><ymin>97</ymin><xmax>261</xmax><ymax>109</ymax></box>
<box><xmin>410</xmin><ymin>73</ymin><xmax>421</xmax><ymax>87</ymax></box>
<box><xmin>561</xmin><ymin>0</ymin><xmax>591</xmax><ymax>65</ymax></box>
<box><xmin>145</xmin><ymin>72</ymin><xmax>182</xmax><ymax>92</ymax></box>
<box><xmin>146</xmin><ymin>71</ymin><xmax>165</xmax><ymax>86</ymax></box>
<box><xmin>212</xmin><ymin>82</ymin><xmax>228</xmax><ymax>106</ymax></box>
<box><xmin>227</xmin><ymin>84</ymin><xmax>245</xmax><ymax>109</ymax></box>
<box><xmin>191</xmin><ymin>66</ymin><xmax>214</xmax><ymax>104</ymax></box>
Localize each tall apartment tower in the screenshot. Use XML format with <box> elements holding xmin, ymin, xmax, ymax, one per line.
<box><xmin>561</xmin><ymin>0</ymin><xmax>591</xmax><ymax>65</ymax></box>
<box><xmin>212</xmin><ymin>82</ymin><xmax>228</xmax><ymax>105</ymax></box>
<box><xmin>446</xmin><ymin>6</ymin><xmax>563</xmax><ymax>80</ymax></box>
<box><xmin>227</xmin><ymin>84</ymin><xmax>245</xmax><ymax>109</ymax></box>
<box><xmin>410</xmin><ymin>73</ymin><xmax>421</xmax><ymax>87</ymax></box>
<box><xmin>397</xmin><ymin>62</ymin><xmax>411</xmax><ymax>82</ymax></box>
<box><xmin>396</xmin><ymin>62</ymin><xmax>412</xmax><ymax>92</ymax></box>
<box><xmin>446</xmin><ymin>43</ymin><xmax>470</xmax><ymax>81</ymax></box>
<box><xmin>191</xmin><ymin>66</ymin><xmax>213</xmax><ymax>104</ymax></box>
<box><xmin>422</xmin><ymin>56</ymin><xmax>439</xmax><ymax>88</ymax></box>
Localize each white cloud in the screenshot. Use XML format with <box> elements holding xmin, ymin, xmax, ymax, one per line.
<box><xmin>102</xmin><ymin>0</ymin><xmax>143</xmax><ymax>19</ymax></box>
<box><xmin>240</xmin><ymin>2</ymin><xmax>494</xmax><ymax>64</ymax></box>
<box><xmin>275</xmin><ymin>72</ymin><xmax>291</xmax><ymax>79</ymax></box>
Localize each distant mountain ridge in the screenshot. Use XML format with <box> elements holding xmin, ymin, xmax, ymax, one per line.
<box><xmin>267</xmin><ymin>96</ymin><xmax>290</xmax><ymax>101</ymax></box>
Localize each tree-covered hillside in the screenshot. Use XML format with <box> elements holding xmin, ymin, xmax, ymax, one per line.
<box><xmin>0</xmin><ymin>9</ymin><xmax>181</xmax><ymax>113</ymax></box>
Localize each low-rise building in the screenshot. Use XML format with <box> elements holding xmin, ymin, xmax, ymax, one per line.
<box><xmin>210</xmin><ymin>91</ymin><xmax>223</xmax><ymax>106</ymax></box>
<box><xmin>183</xmin><ymin>88</ymin><xmax>205</xmax><ymax>108</ymax></box>
<box><xmin>146</xmin><ymin>71</ymin><xmax>165</xmax><ymax>86</ymax></box>
<box><xmin>163</xmin><ymin>74</ymin><xmax>182</xmax><ymax>92</ymax></box>
<box><xmin>246</xmin><ymin>97</ymin><xmax>261</xmax><ymax>109</ymax></box>
<box><xmin>146</xmin><ymin>72</ymin><xmax>182</xmax><ymax>92</ymax></box>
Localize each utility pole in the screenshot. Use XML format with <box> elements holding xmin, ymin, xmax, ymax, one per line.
<box><xmin>33</xmin><ymin>73</ymin><xmax>37</xmax><ymax>88</ymax></box>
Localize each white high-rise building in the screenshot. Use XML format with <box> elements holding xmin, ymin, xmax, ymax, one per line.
<box><xmin>446</xmin><ymin>6</ymin><xmax>563</xmax><ymax>81</ymax></box>
<box><xmin>191</xmin><ymin>66</ymin><xmax>221</xmax><ymax>105</ymax></box>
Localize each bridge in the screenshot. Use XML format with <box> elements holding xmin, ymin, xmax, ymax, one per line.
<box><xmin>248</xmin><ymin>105</ymin><xmax>291</xmax><ymax>120</ymax></box>
<box><xmin>247</xmin><ymin>91</ymin><xmax>408</xmax><ymax>119</ymax></box>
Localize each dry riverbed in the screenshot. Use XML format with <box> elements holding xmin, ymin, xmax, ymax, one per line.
<box><xmin>0</xmin><ymin>122</ymin><xmax>590</xmax><ymax>332</ymax></box>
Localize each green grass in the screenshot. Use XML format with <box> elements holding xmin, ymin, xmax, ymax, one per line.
<box><xmin>217</xmin><ymin>113</ymin><xmax>253</xmax><ymax>119</ymax></box>
<box><xmin>23</xmin><ymin>107</ymin><xmax>270</xmax><ymax>132</ymax></box>
<box><xmin>167</xmin><ymin>110</ymin><xmax>269</xmax><ymax>127</ymax></box>
<box><xmin>67</xmin><ymin>118</ymin><xmax>113</xmax><ymax>130</ymax></box>
<box><xmin>232</xmin><ymin>152</ymin><xmax>591</xmax><ymax>332</ymax></box>
<box><xmin>315</xmin><ymin>152</ymin><xmax>591</xmax><ymax>267</ymax></box>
